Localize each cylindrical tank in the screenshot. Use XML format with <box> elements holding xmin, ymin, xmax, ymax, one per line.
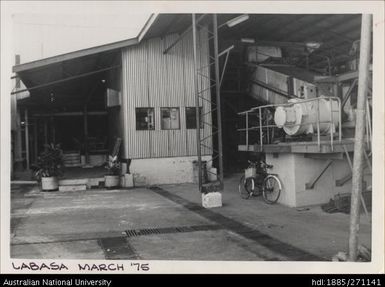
<box><xmin>274</xmin><ymin>98</ymin><xmax>339</xmax><ymax>136</ymax></box>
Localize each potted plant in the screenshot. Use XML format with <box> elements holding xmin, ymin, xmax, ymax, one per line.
<box><xmin>33</xmin><ymin>143</ymin><xmax>64</xmax><ymax>191</ymax></box>
<box><xmin>104</xmin><ymin>155</ymin><xmax>121</xmax><ymax>188</ymax></box>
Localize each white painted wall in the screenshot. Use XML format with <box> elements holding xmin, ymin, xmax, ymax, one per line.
<box><xmin>129</xmin><ymin>156</ymin><xmax>213</xmax><ymax>186</ymax></box>
<box><xmin>266</xmin><ymin>153</ymin><xmax>296</xmax><ymax>207</ymax></box>
<box><xmin>266</xmin><ymin>153</ymin><xmax>371</xmax><ymax>208</ymax></box>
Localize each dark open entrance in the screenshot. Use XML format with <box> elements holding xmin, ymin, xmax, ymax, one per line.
<box><xmin>13</xmin><ymin>49</ymin><xmax>122</xmax><ymax>176</ymax></box>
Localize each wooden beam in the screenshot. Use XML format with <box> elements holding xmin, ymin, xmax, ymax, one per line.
<box><xmin>349</xmin><ymin>14</ymin><xmax>372</xmax><ymax>261</ymax></box>
<box><xmin>12</xmin><ymin>65</ymin><xmax>121</xmax><ymax>95</ymax></box>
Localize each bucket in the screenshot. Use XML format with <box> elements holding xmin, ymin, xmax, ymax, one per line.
<box><xmin>104</xmin><ymin>175</ymin><xmax>120</xmax><ymax>188</ymax></box>
<box><xmin>41</xmin><ymin>177</ymin><xmax>59</xmax><ymax>191</ymax></box>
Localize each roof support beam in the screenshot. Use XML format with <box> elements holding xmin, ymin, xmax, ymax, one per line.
<box><xmin>163</xmin><ymin>14</ymin><xmax>206</xmax><ymax>54</ymax></box>
<box><xmin>12</xmin><ymin>65</ymin><xmax>120</xmax><ymax>95</ymax></box>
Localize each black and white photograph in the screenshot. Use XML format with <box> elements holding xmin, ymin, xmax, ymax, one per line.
<box><xmin>1</xmin><ymin>0</ymin><xmax>384</xmax><ymax>275</ymax></box>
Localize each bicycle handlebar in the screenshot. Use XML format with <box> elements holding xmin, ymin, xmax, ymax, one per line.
<box><xmin>247</xmin><ymin>160</ymin><xmax>273</xmax><ymax>169</ymax></box>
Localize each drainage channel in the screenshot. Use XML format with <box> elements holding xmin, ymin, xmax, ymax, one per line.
<box><xmin>148</xmin><ymin>186</ymin><xmax>325</xmax><ymax>261</ymax></box>
<box><xmin>125</xmin><ymin>224</ymin><xmax>223</xmax><ymax>238</ymax></box>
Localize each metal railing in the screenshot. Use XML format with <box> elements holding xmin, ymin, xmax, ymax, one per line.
<box><xmin>237</xmin><ymin>96</ymin><xmax>342</xmax><ymax>151</ymax></box>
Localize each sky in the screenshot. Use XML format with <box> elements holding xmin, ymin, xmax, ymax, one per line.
<box><xmin>8</xmin><ymin>2</ymin><xmax>151</xmax><ymax>63</ymax></box>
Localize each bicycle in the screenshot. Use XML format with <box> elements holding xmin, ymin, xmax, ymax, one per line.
<box><xmin>239</xmin><ymin>160</ymin><xmax>282</xmax><ymax>204</ymax></box>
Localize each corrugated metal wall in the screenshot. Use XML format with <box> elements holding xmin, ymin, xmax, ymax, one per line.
<box><xmin>121</xmin><ymin>27</ymin><xmax>212</xmax><ymax>159</ymax></box>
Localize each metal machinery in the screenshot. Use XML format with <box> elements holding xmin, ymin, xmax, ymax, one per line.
<box><xmin>274</xmin><ymin>97</ymin><xmax>340</xmax><ymax>137</ymax></box>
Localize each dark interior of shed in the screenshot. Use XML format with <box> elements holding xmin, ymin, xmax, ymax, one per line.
<box><xmin>16</xmin><ymin>50</ymin><xmax>121</xmax><ymax>166</ymax></box>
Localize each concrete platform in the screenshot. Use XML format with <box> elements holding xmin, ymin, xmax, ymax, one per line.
<box><xmin>10</xmin><ymin>175</ymin><xmax>371</xmax><ymax>262</ymax></box>
<box><xmin>238</xmin><ymin>139</ymin><xmax>355</xmax><ymax>154</ymax></box>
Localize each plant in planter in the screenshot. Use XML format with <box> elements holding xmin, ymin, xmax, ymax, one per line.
<box><xmin>32</xmin><ymin>143</ymin><xmax>64</xmax><ymax>191</ymax></box>
<box><xmin>104</xmin><ymin>155</ymin><xmax>121</xmax><ymax>188</ymax></box>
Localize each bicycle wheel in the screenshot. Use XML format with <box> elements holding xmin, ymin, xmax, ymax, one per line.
<box><xmin>239</xmin><ymin>175</ymin><xmax>254</xmax><ymax>199</ymax></box>
<box><xmin>262</xmin><ymin>175</ymin><xmax>281</xmax><ymax>204</ymax></box>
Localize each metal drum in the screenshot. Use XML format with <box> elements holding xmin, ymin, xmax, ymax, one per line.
<box><xmin>274</xmin><ymin>97</ymin><xmax>339</xmax><ymax>136</ymax></box>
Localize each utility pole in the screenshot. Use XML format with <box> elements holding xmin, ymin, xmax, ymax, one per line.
<box><xmin>348</xmin><ymin>14</ymin><xmax>372</xmax><ymax>261</ymax></box>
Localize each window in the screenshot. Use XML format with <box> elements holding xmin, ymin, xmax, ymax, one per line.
<box><xmin>185</xmin><ymin>107</ymin><xmax>203</xmax><ymax>129</ymax></box>
<box><xmin>136</xmin><ymin>108</ymin><xmax>155</xmax><ymax>130</ymax></box>
<box><xmin>161</xmin><ymin>107</ymin><xmax>180</xmax><ymax>130</ymax></box>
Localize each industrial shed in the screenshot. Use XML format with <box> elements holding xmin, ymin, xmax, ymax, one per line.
<box><xmin>11</xmin><ymin>14</ymin><xmax>372</xmax><ymax>208</ymax></box>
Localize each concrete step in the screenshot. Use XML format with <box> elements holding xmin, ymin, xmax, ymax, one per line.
<box><xmin>87</xmin><ymin>177</ymin><xmax>105</xmax><ymax>188</ymax></box>
<box><xmin>59</xmin><ymin>185</ymin><xmax>87</xmax><ymax>192</ymax></box>
<box><xmin>59</xmin><ymin>179</ymin><xmax>89</xmax><ymax>186</ymax></box>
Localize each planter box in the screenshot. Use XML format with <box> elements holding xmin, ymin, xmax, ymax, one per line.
<box><xmin>104</xmin><ymin>175</ymin><xmax>120</xmax><ymax>188</ymax></box>
<box><xmin>41</xmin><ymin>177</ymin><xmax>59</xmax><ymax>191</ymax></box>
<box><xmin>202</xmin><ymin>192</ymin><xmax>222</xmax><ymax>208</ymax></box>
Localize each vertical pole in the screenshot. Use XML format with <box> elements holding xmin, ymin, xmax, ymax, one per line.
<box><xmin>14</xmin><ymin>55</ymin><xmax>23</xmax><ymax>171</ymax></box>
<box><xmin>245</xmin><ymin>112</ymin><xmax>249</xmax><ymax>151</ymax></box>
<box><xmin>213</xmin><ymin>14</ymin><xmax>224</xmax><ymax>187</ymax></box>
<box><xmin>259</xmin><ymin>108</ymin><xmax>263</xmax><ymax>147</ymax></box>
<box><xmin>316</xmin><ymin>99</ymin><xmax>321</xmax><ymax>151</ymax></box>
<box><xmin>84</xmin><ymin>105</ymin><xmax>89</xmax><ymax>164</ymax></box>
<box><xmin>50</xmin><ymin>115</ymin><xmax>55</xmax><ymax>143</ymax></box>
<box><xmin>329</xmin><ymin>101</ymin><xmax>334</xmax><ymax>151</ymax></box>
<box><xmin>366</xmin><ymin>99</ymin><xmax>372</xmax><ymax>150</ymax></box>
<box><xmin>348</xmin><ymin>14</ymin><xmax>372</xmax><ymax>262</ymax></box>
<box><xmin>338</xmin><ymin>99</ymin><xmax>342</xmax><ymax>142</ymax></box>
<box><xmin>192</xmin><ymin>14</ymin><xmax>202</xmax><ymax>192</ymax></box>
<box><xmin>33</xmin><ymin>118</ymin><xmax>38</xmax><ymax>163</ymax></box>
<box><xmin>15</xmin><ymin>108</ymin><xmax>23</xmax><ymax>169</ymax></box>
<box><xmin>24</xmin><ymin>109</ymin><xmax>30</xmax><ymax>169</ymax></box>
<box><xmin>44</xmin><ymin>119</ymin><xmax>48</xmax><ymax>144</ymax></box>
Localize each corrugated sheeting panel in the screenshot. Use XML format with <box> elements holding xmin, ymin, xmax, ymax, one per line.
<box><xmin>122</xmin><ymin>29</ymin><xmax>212</xmax><ymax>159</ymax></box>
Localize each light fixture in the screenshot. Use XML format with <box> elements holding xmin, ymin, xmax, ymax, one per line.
<box><xmin>225</xmin><ymin>14</ymin><xmax>249</xmax><ymax>28</ymax></box>
<box><xmin>241</xmin><ymin>38</ymin><xmax>255</xmax><ymax>44</ymax></box>
<box><xmin>101</xmin><ymin>79</ymin><xmax>106</xmax><ymax>83</ymax></box>
<box><xmin>305</xmin><ymin>42</ymin><xmax>322</xmax><ymax>53</ymax></box>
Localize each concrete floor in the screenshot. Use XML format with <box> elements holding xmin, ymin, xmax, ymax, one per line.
<box><xmin>10</xmin><ymin>174</ymin><xmax>371</xmax><ymax>261</ymax></box>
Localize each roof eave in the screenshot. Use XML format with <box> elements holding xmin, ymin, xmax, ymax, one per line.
<box><xmin>12</xmin><ymin>37</ymin><xmax>139</xmax><ymax>74</ymax></box>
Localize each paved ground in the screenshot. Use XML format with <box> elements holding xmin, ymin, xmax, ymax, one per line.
<box><xmin>10</xmin><ymin>174</ymin><xmax>371</xmax><ymax>261</ymax></box>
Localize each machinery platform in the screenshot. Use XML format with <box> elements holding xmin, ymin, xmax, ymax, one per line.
<box><xmin>238</xmin><ymin>138</ymin><xmax>355</xmax><ymax>154</ymax></box>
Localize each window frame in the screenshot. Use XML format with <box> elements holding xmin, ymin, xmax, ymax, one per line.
<box><xmin>185</xmin><ymin>106</ymin><xmax>204</xmax><ymax>130</ymax></box>
<box><xmin>135</xmin><ymin>107</ymin><xmax>155</xmax><ymax>131</ymax></box>
<box><xmin>160</xmin><ymin>107</ymin><xmax>181</xmax><ymax>130</ymax></box>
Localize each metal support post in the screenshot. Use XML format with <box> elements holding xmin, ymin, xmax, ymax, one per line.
<box><xmin>192</xmin><ymin>14</ymin><xmax>202</xmax><ymax>192</ymax></box>
<box><xmin>245</xmin><ymin>112</ymin><xmax>249</xmax><ymax>150</ymax></box>
<box><xmin>213</xmin><ymin>14</ymin><xmax>224</xmax><ymax>186</ymax></box>
<box><xmin>348</xmin><ymin>14</ymin><xmax>372</xmax><ymax>262</ymax></box>
<box><xmin>33</xmin><ymin>119</ymin><xmax>38</xmax><ymax>163</ymax></box>
<box><xmin>24</xmin><ymin>109</ymin><xmax>30</xmax><ymax>169</ymax></box>
<box><xmin>84</xmin><ymin>105</ymin><xmax>89</xmax><ymax>165</ymax></box>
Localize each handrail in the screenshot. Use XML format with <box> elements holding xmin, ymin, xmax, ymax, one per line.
<box><xmin>238</xmin><ymin>97</ymin><xmax>342</xmax><ymax>150</ymax></box>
